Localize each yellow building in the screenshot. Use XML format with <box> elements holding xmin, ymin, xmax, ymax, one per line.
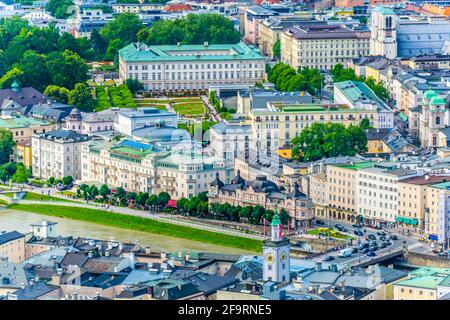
<box><xmin>280</xmin><ymin>24</ymin><xmax>370</xmax><ymax>70</ymax></box>
<box><xmin>394</xmin><ymin>267</ymin><xmax>450</xmax><ymax>300</ymax></box>
<box><xmin>397</xmin><ymin>175</ymin><xmax>449</xmax><ymax>231</ymax></box>
<box><xmin>0</xmin><ymin>231</ymin><xmax>25</xmax><ymax>263</ymax></box>
<box><xmin>326</xmin><ymin>162</ymin><xmax>374</xmax><ymax>222</ymax></box>
<box><xmin>0</xmin><ymin>115</ymin><xmax>55</xmax><ymax>143</ymax></box>
<box><xmin>250</xmin><ymin>102</ymin><xmax>379</xmax><ymax>155</ymax></box>
<box><xmin>15</xmin><ymin>140</ymin><xmax>32</xmax><ymax>168</ymax></box>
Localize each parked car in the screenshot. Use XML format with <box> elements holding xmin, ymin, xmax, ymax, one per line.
<box><xmin>338</xmin><ymin>248</ymin><xmax>353</xmax><ymax>258</ymax></box>
<box><xmin>351</xmin><ymin>247</ymin><xmax>358</xmax><ymax>254</ymax></box>
<box><xmin>315</xmin><ymin>220</ymin><xmax>326</xmax><ymax>226</ymax></box>
<box><xmin>379</xmin><ymin>236</ymin><xmax>387</xmax><ymax>241</ymax></box>
<box><xmin>367</xmin><ymin>234</ymin><xmax>376</xmax><ymax>241</ymax></box>
<box><xmin>367</xmin><ymin>251</ymin><xmax>376</xmax><ymax>257</ymax></box>
<box><xmin>354</xmin><ymin>230</ymin><xmax>364</xmax><ymax>236</ymax></box>
<box><xmin>377</xmin><ymin>231</ymin><xmax>387</xmax><ymax>236</ymax></box>
<box><xmin>341</xmin><ymin>227</ymin><xmax>348</xmax><ymax>233</ymax></box>
<box><xmin>418</xmin><ymin>237</ymin><xmax>426</xmax><ymax>242</ymax></box>
<box><xmin>352</xmin><ymin>224</ymin><xmax>361</xmax><ymax>228</ymax></box>
<box><xmin>384</xmin><ymin>240</ymin><xmax>393</xmax><ymax>246</ymax></box>
<box><xmin>379</xmin><ymin>242</ymin><xmax>388</xmax><ymax>249</ymax></box>
<box><xmin>324</xmin><ymin>256</ymin><xmax>335</xmax><ymax>262</ymax></box>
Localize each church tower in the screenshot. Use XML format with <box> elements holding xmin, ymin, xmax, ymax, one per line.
<box><xmin>262</xmin><ymin>213</ymin><xmax>290</xmax><ymax>283</ymax></box>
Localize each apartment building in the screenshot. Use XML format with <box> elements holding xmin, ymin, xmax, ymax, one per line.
<box><xmin>397</xmin><ymin>175</ymin><xmax>450</xmax><ymax>231</ymax></box>
<box><xmin>111</xmin><ymin>3</ymin><xmax>164</xmax><ymax>13</ymax></box>
<box><xmin>280</xmin><ymin>24</ymin><xmax>370</xmax><ymax>70</ymax></box>
<box><xmin>249</xmin><ymin>102</ymin><xmax>382</xmax><ymax>156</ymax></box>
<box><xmin>357</xmin><ymin>164</ymin><xmax>419</xmax><ymax>226</ymax></box>
<box><xmin>327</xmin><ymin>162</ymin><xmax>374</xmax><ymax>223</ymax></box>
<box><xmin>0</xmin><ymin>231</ymin><xmax>25</xmax><ymax>263</ymax></box>
<box><xmin>119</xmin><ymin>42</ymin><xmax>266</xmax><ymax>92</ymax></box>
<box><xmin>0</xmin><ymin>115</ymin><xmax>55</xmax><ymax>143</ymax></box>
<box><xmin>81</xmin><ymin>139</ymin><xmax>231</xmax><ymax>199</ymax></box>
<box><xmin>32</xmin><ymin>130</ymin><xmax>91</xmax><ymax>181</ymax></box>
<box><xmin>307</xmin><ymin>172</ymin><xmax>328</xmax><ymax>219</ymax></box>
<box><xmin>425</xmin><ymin>181</ymin><xmax>450</xmax><ymax>244</ymax></box>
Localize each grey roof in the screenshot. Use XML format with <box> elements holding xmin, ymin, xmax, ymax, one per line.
<box><xmin>23</xmin><ymin>247</ymin><xmax>69</xmax><ymax>268</ymax></box>
<box><xmin>22</xmin><ymin>103</ymin><xmax>74</xmax><ymax>122</ymax></box>
<box><xmin>184</xmin><ymin>272</ymin><xmax>239</xmax><ymax>296</ymax></box>
<box><xmin>38</xmin><ymin>130</ymin><xmax>90</xmax><ymax>142</ymax></box>
<box><xmin>60</xmin><ymin>252</ymin><xmax>89</xmax><ymax>268</ymax></box>
<box><xmin>151</xmin><ymin>279</ymin><xmax>201</xmax><ymax>300</ymax></box>
<box><xmin>8</xmin><ymin>282</ymin><xmax>59</xmax><ymax>300</ymax></box>
<box><xmin>0</xmin><ymin>231</ymin><xmax>24</xmax><ymax>245</ymax></box>
<box><xmin>304</xmin><ymin>271</ymin><xmax>340</xmax><ymax>286</ymax></box>
<box><xmin>122</xmin><ymin>269</ymin><xmax>168</xmax><ymax>286</ymax></box>
<box><xmin>0</xmin><ymin>87</ymin><xmax>47</xmax><ymax>107</ymax></box>
<box><xmin>0</xmin><ymin>262</ymin><xmax>31</xmax><ymax>289</ymax></box>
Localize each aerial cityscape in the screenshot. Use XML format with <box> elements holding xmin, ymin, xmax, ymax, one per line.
<box><xmin>0</xmin><ymin>0</ymin><xmax>449</xmax><ymax>303</ymax></box>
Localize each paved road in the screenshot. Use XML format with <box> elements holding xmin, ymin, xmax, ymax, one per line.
<box><xmin>201</xmin><ymin>95</ymin><xmax>222</xmax><ymax>122</ymax></box>
<box><xmin>306</xmin><ymin>218</ymin><xmax>432</xmax><ymax>266</ymax></box>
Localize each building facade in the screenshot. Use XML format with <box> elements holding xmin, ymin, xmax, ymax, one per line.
<box><xmin>119</xmin><ymin>42</ymin><xmax>266</xmax><ymax>92</ymax></box>
<box><xmin>32</xmin><ymin>130</ymin><xmax>91</xmax><ymax>181</ymax></box>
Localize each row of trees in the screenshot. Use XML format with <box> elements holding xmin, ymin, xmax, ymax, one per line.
<box><xmin>331</xmin><ymin>64</ymin><xmax>390</xmax><ymax>102</ymax></box>
<box><xmin>76</xmin><ymin>184</ymin><xmax>171</xmax><ymax>211</ymax></box>
<box><xmin>176</xmin><ymin>193</ymin><xmax>290</xmax><ymax>226</ymax></box>
<box><xmin>291</xmin><ymin>122</ymin><xmax>368</xmax><ymax>162</ymax></box>
<box><xmin>0</xmin><ymin>162</ymin><xmax>30</xmax><ymax>184</ymax></box>
<box><xmin>267</xmin><ymin>63</ymin><xmax>324</xmax><ymax>95</ymax></box>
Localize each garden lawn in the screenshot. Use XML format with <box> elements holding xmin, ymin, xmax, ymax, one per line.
<box><xmin>9</xmin><ymin>204</ymin><xmax>262</xmax><ymax>252</ymax></box>
<box><xmin>307</xmin><ymin>227</ymin><xmax>355</xmax><ymax>240</ymax></box>
<box><xmin>172</xmin><ymin>103</ymin><xmax>205</xmax><ymax>116</ymax></box>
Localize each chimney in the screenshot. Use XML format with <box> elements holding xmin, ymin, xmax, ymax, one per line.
<box><xmin>185</xmin><ymin>251</ymin><xmax>190</xmax><ymax>261</ymax></box>
<box><xmin>178</xmin><ymin>251</ymin><xmax>182</xmax><ymax>259</ymax></box>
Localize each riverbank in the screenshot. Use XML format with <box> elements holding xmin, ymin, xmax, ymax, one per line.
<box><xmin>8</xmin><ymin>204</ymin><xmax>262</xmax><ymax>252</ymax></box>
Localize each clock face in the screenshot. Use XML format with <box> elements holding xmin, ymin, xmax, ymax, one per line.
<box><xmin>280</xmin><ymin>252</ymin><xmax>287</xmax><ymax>262</ymax></box>
<box><xmin>265</xmin><ymin>253</ymin><xmax>276</xmax><ymax>264</ymax></box>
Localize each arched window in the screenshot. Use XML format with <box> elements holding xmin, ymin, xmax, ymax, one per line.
<box><xmin>436</xmin><ymin>116</ymin><xmax>441</xmax><ymax>125</ymax></box>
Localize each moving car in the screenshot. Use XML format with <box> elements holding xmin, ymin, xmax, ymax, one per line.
<box><xmin>360</xmin><ymin>247</ymin><xmax>369</xmax><ymax>254</ymax></box>
<box><xmin>389</xmin><ymin>234</ymin><xmax>398</xmax><ymax>240</ymax></box>
<box><xmin>379</xmin><ymin>235</ymin><xmax>387</xmax><ymax>241</ymax></box>
<box><xmin>338</xmin><ymin>248</ymin><xmax>353</xmax><ymax>258</ymax></box>
<box><xmin>377</xmin><ymin>231</ymin><xmax>387</xmax><ymax>236</ymax></box>
<box><xmin>324</xmin><ymin>256</ymin><xmax>335</xmax><ymax>262</ymax></box>
<box><xmin>351</xmin><ymin>247</ymin><xmax>358</xmax><ymax>254</ymax></box>
<box><xmin>315</xmin><ymin>220</ymin><xmax>326</xmax><ymax>226</ymax></box>
<box><xmin>367</xmin><ymin>251</ymin><xmax>376</xmax><ymax>257</ymax></box>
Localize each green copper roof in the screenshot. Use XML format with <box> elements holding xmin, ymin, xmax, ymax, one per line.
<box><xmin>119</xmin><ymin>42</ymin><xmax>265</xmax><ymax>62</ymax></box>
<box><xmin>430</xmin><ymin>181</ymin><xmax>450</xmax><ymax>190</ymax></box>
<box><xmin>334</xmin><ymin>80</ymin><xmax>386</xmax><ymax>110</ymax></box>
<box><xmin>422</xmin><ymin>89</ymin><xmax>437</xmax><ymax>100</ymax></box>
<box><xmin>271</xmin><ymin>214</ymin><xmax>281</xmax><ymax>226</ymax></box>
<box><xmin>373</xmin><ymin>6</ymin><xmax>395</xmax><ymax>15</ymax></box>
<box><xmin>430</xmin><ymin>95</ymin><xmax>446</xmax><ymax>105</ymax></box>
<box><xmin>333</xmin><ymin>161</ymin><xmax>374</xmax><ymax>171</ymax></box>
<box><xmin>0</xmin><ymin>115</ymin><xmax>49</xmax><ymax>129</ymax></box>
<box><xmin>11</xmin><ymin>80</ymin><xmax>20</xmax><ymax>92</ymax></box>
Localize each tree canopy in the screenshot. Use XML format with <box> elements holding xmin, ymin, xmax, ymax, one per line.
<box><xmin>137</xmin><ymin>13</ymin><xmax>240</xmax><ymax>45</ymax></box>
<box><xmin>291</xmin><ymin>123</ymin><xmax>368</xmax><ymax>162</ymax></box>
<box><xmin>268</xmin><ymin>63</ymin><xmax>324</xmax><ymax>95</ymax></box>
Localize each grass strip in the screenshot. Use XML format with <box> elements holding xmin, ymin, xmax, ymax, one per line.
<box><xmin>9</xmin><ymin>204</ymin><xmax>261</xmax><ymax>252</ymax></box>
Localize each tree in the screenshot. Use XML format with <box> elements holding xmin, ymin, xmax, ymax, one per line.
<box><xmin>145</xmin><ymin>194</ymin><xmax>157</xmax><ymax>209</ymax></box>
<box><xmin>101</xmin><ymin>13</ymin><xmax>144</xmax><ymax>45</ymax></box>
<box><xmin>156</xmin><ymin>192</ymin><xmax>170</xmax><ymax>207</ymax></box>
<box><xmin>138</xmin><ymin>13</ymin><xmax>240</xmax><ymax>45</ymax></box>
<box><xmin>68</xmin><ymin>83</ymin><xmax>94</xmax><ymax>112</ymax></box>
<box><xmin>46</xmin><ymin>50</ymin><xmax>89</xmax><ymax>89</ymax></box>
<box><xmin>46</xmin><ymin>0</ymin><xmax>75</xmax><ymax>19</ymax></box>
<box><xmin>44</xmin><ymin>85</ymin><xmax>70</xmax><ymax>104</ymax></box>
<box><xmin>47</xmin><ymin>177</ymin><xmax>56</xmax><ymax>186</ymax></box>
<box><xmin>359</xmin><ymin>118</ymin><xmax>371</xmax><ymax>129</ymax></box>
<box><xmin>0</xmin><ymin>67</ymin><xmax>24</xmax><ymax>89</ymax></box>
<box><xmin>14</xmin><ymin>50</ymin><xmax>50</xmax><ymax>92</ymax></box>
<box><xmin>62</xmin><ymin>176</ymin><xmax>73</xmax><ymax>186</ymax></box>
<box><xmin>0</xmin><ymin>168</ymin><xmax>8</xmax><ymax>182</ymax></box>
<box><xmin>0</xmin><ymin>129</ymin><xmax>14</xmax><ymax>164</ymax></box>
<box><xmin>88</xmin><ymin>185</ymin><xmax>99</xmax><ymax>199</ymax></box>
<box><xmin>115</xmin><ymin>187</ymin><xmax>126</xmax><ymax>199</ymax></box>
<box><xmin>12</xmin><ymin>164</ymin><xmax>28</xmax><ymax>183</ymax></box>
<box><xmin>135</xmin><ymin>192</ymin><xmax>149</xmax><ymax>207</ymax></box>
<box><xmin>273</xmin><ymin>39</ymin><xmax>280</xmax><ymax>59</ymax></box>
<box><xmin>291</xmin><ymin>123</ymin><xmax>368</xmax><ymax>161</ymax></box>
<box><xmin>125</xmin><ymin>79</ymin><xmax>144</xmax><ymax>94</ymax></box>
<box><xmin>279</xmin><ymin>209</ymin><xmax>290</xmax><ymax>226</ymax></box>
<box><xmin>99</xmin><ymin>184</ymin><xmax>111</xmax><ymax>201</ymax></box>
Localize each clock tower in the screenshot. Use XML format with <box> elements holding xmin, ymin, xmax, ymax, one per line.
<box><xmin>262</xmin><ymin>213</ymin><xmax>290</xmax><ymax>283</ymax></box>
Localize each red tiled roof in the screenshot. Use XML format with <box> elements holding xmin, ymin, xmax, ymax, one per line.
<box><xmin>400</xmin><ymin>175</ymin><xmax>450</xmax><ymax>185</ymax></box>
<box><xmin>165</xmin><ymin>4</ymin><xmax>192</xmax><ymax>12</ymax></box>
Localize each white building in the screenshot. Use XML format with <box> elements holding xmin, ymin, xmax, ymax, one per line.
<box><xmin>356</xmin><ymin>164</ymin><xmax>419</xmax><ymax>226</ymax></box>
<box><xmin>65</xmin><ymin>108</ymin><xmax>118</xmax><ymax>136</ymax></box>
<box><xmin>118</xmin><ymin>42</ymin><xmax>266</xmax><ymax>92</ymax></box>
<box><xmin>117</xmin><ymin>107</ymin><xmax>178</xmax><ymax>136</ymax></box>
<box><xmin>32</xmin><ymin>130</ymin><xmax>90</xmax><ymax>180</ymax></box>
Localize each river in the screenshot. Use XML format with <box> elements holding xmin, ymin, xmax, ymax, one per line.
<box><xmin>0</xmin><ymin>208</ymin><xmax>255</xmax><ymax>255</ymax></box>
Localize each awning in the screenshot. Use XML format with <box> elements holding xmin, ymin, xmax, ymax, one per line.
<box><xmin>395</xmin><ymin>216</ymin><xmax>404</xmax><ymax>223</ymax></box>
<box><xmin>411</xmin><ymin>219</ymin><xmax>418</xmax><ymax>226</ymax></box>
<box><xmin>403</xmin><ymin>218</ymin><xmax>412</xmax><ymax>224</ymax></box>
<box><xmin>428</xmin><ymin>234</ymin><xmax>438</xmax><ymax>241</ymax></box>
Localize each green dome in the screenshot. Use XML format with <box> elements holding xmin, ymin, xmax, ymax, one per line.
<box><xmin>430</xmin><ymin>95</ymin><xmax>446</xmax><ymax>106</ymax></box>
<box><xmin>11</xmin><ymin>80</ymin><xmax>20</xmax><ymax>92</ymax></box>
<box><xmin>422</xmin><ymin>89</ymin><xmax>437</xmax><ymax>100</ymax></box>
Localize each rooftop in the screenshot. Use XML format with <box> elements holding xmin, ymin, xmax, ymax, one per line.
<box><xmin>119</xmin><ymin>42</ymin><xmax>265</xmax><ymax>62</ymax></box>
<box><xmin>334</xmin><ymin>80</ymin><xmax>388</xmax><ymax>110</ymax></box>
<box><xmin>400</xmin><ymin>175</ymin><xmax>450</xmax><ymax>186</ymax></box>
<box><xmin>430</xmin><ymin>181</ymin><xmax>450</xmax><ymax>190</ymax></box>
<box><xmin>332</xmin><ymin>162</ymin><xmax>374</xmax><ymax>171</ymax></box>
<box><xmin>0</xmin><ymin>231</ymin><xmax>24</xmax><ymax>245</ymax></box>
